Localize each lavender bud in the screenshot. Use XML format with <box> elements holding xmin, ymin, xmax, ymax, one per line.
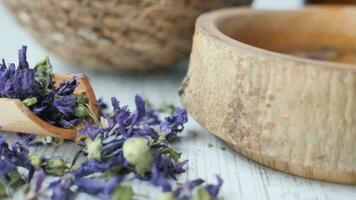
<box><xmin>34</xmin><ymin>56</ymin><xmax>52</xmax><ymax>90</ymax></box>
<box><xmin>22</xmin><ymin>97</ymin><xmax>37</xmax><ymax>106</ymax></box>
<box><xmin>86</xmin><ymin>137</ymin><xmax>102</xmax><ymax>160</ymax></box>
<box><xmin>156</xmin><ymin>193</ymin><xmax>175</xmax><ymax>200</ymax></box>
<box><xmin>74</xmin><ymin>104</ymin><xmax>89</xmax><ymax>117</ymax></box>
<box><xmin>192</xmin><ymin>187</ymin><xmax>212</xmax><ymax>200</ymax></box>
<box><xmin>112</xmin><ymin>184</ymin><xmax>134</xmax><ymax>200</ymax></box>
<box><xmin>34</xmin><ymin>56</ymin><xmax>52</xmax><ymax>75</ymax></box>
<box><xmin>100</xmin><ymin>117</ymin><xmax>109</xmax><ymax>128</ymax></box>
<box><xmin>123</xmin><ymin>137</ymin><xmax>153</xmax><ymax>176</ymax></box>
<box><xmin>8</xmin><ymin>170</ymin><xmax>26</xmax><ymax>188</ymax></box>
<box><xmin>30</xmin><ymin>154</ymin><xmax>43</xmax><ymax>170</ymax></box>
<box><xmin>0</xmin><ymin>182</ymin><xmax>8</xmax><ymax>198</ymax></box>
<box><xmin>44</xmin><ymin>159</ymin><xmax>67</xmax><ymax>176</ymax></box>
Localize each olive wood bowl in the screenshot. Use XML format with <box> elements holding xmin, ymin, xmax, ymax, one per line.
<box><xmin>180</xmin><ymin>6</ymin><xmax>356</xmax><ymax>184</ymax></box>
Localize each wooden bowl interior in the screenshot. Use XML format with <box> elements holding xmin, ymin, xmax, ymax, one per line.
<box><xmin>215</xmin><ymin>7</ymin><xmax>356</xmax><ymax>62</ymax></box>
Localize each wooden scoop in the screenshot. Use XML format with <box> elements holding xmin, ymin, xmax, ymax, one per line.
<box><xmin>0</xmin><ymin>73</ymin><xmax>98</xmax><ymax>140</ymax></box>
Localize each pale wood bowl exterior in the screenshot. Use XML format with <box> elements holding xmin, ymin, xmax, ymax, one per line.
<box><xmin>180</xmin><ymin>6</ymin><xmax>356</xmax><ymax>184</ymax></box>
<box><xmin>0</xmin><ymin>74</ymin><xmax>98</xmax><ymax>140</ymax></box>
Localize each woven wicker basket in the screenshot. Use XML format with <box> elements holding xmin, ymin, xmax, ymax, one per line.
<box><xmin>2</xmin><ymin>0</ymin><xmax>251</xmax><ymax>71</ymax></box>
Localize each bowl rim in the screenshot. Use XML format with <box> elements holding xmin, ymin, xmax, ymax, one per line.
<box><xmin>197</xmin><ymin>5</ymin><xmax>356</xmax><ymax>72</ymax></box>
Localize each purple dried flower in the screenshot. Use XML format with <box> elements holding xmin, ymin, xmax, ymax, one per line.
<box><xmin>111</xmin><ymin>97</ymin><xmax>132</xmax><ymax>137</ymax></box>
<box><xmin>53</xmin><ymin>95</ymin><xmax>76</xmax><ymax>116</ymax></box>
<box><xmin>151</xmin><ymin>149</ymin><xmax>187</xmax><ymax>180</ymax></box>
<box><xmin>35</xmin><ymin>170</ymin><xmax>46</xmax><ymax>192</ymax></box>
<box><xmin>76</xmin><ymin>176</ymin><xmax>123</xmax><ymax>199</ymax></box>
<box><xmin>49</xmin><ymin>174</ymin><xmax>75</xmax><ymax>200</ymax></box>
<box><xmin>97</xmin><ymin>97</ymin><xmax>108</xmax><ymax>116</ymax></box>
<box><xmin>171</xmin><ymin>159</ymin><xmax>189</xmax><ymax>175</ymax></box>
<box><xmin>59</xmin><ymin>118</ymin><xmax>79</xmax><ymax>128</ymax></box>
<box><xmin>151</xmin><ymin>164</ymin><xmax>172</xmax><ymax>192</ymax></box>
<box><xmin>132</xmin><ymin>95</ymin><xmax>146</xmax><ymax>123</ymax></box>
<box><xmin>79</xmin><ymin>124</ymin><xmax>103</xmax><ymax>140</ymax></box>
<box><xmin>0</xmin><ymin>61</ymin><xmax>39</xmax><ymax>99</ymax></box>
<box><xmin>101</xmin><ymin>138</ymin><xmax>125</xmax><ymax>157</ymax></box>
<box><xmin>55</xmin><ymin>79</ymin><xmax>78</xmax><ymax>96</ymax></box>
<box><xmin>17</xmin><ymin>133</ymin><xmax>36</xmax><ymax>144</ymax></box>
<box><xmin>72</xmin><ymin>159</ymin><xmax>111</xmax><ymax>178</ymax></box>
<box><xmin>1</xmin><ymin>48</ymin><xmax>38</xmax><ymax>96</ymax></box>
<box><xmin>0</xmin><ymin>136</ymin><xmax>34</xmax><ymax>182</ymax></box>
<box><xmin>205</xmin><ymin>175</ymin><xmax>223</xmax><ymax>198</ymax></box>
<box><xmin>160</xmin><ymin>108</ymin><xmax>188</xmax><ymax>141</ymax></box>
<box><xmin>0</xmin><ymin>160</ymin><xmax>16</xmax><ymax>177</ymax></box>
<box><xmin>18</xmin><ymin>46</ymin><xmax>29</xmax><ymax>69</ymax></box>
<box><xmin>132</xmin><ymin>127</ymin><xmax>159</xmax><ymax>140</ymax></box>
<box><xmin>145</xmin><ymin>108</ymin><xmax>161</xmax><ymax>125</ymax></box>
<box><xmin>172</xmin><ymin>176</ymin><xmax>224</xmax><ymax>199</ymax></box>
<box><xmin>173</xmin><ymin>178</ymin><xmax>205</xmax><ymax>198</ymax></box>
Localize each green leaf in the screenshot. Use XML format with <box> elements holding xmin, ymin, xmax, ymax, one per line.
<box><xmin>22</xmin><ymin>97</ymin><xmax>37</xmax><ymax>106</ymax></box>
<box><xmin>0</xmin><ymin>182</ymin><xmax>8</xmax><ymax>199</ymax></box>
<box><xmin>30</xmin><ymin>154</ymin><xmax>43</xmax><ymax>170</ymax></box>
<box><xmin>75</xmin><ymin>95</ymin><xmax>89</xmax><ymax>105</ymax></box>
<box><xmin>74</xmin><ymin>104</ymin><xmax>89</xmax><ymax>117</ymax></box>
<box><xmin>158</xmin><ymin>102</ymin><xmax>176</xmax><ymax>115</ymax></box>
<box><xmin>34</xmin><ymin>56</ymin><xmax>53</xmax><ymax>92</ymax></box>
<box><xmin>192</xmin><ymin>187</ymin><xmax>212</xmax><ymax>200</ymax></box>
<box><xmin>86</xmin><ymin>137</ymin><xmax>102</xmax><ymax>160</ymax></box>
<box><xmin>44</xmin><ymin>159</ymin><xmax>67</xmax><ymax>176</ymax></box>
<box><xmin>160</xmin><ymin>147</ymin><xmax>181</xmax><ymax>162</ymax></box>
<box><xmin>8</xmin><ymin>170</ymin><xmax>26</xmax><ymax>189</ymax></box>
<box><xmin>34</xmin><ymin>56</ymin><xmax>53</xmax><ymax>76</ymax></box>
<box><xmin>156</xmin><ymin>192</ymin><xmax>175</xmax><ymax>200</ymax></box>
<box><xmin>111</xmin><ymin>184</ymin><xmax>134</xmax><ymax>200</ymax></box>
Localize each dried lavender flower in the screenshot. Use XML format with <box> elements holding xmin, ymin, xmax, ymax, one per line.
<box><xmin>0</xmin><ymin>46</ymin><xmax>91</xmax><ymax>129</ymax></box>
<box><xmin>172</xmin><ymin>176</ymin><xmax>223</xmax><ymax>200</ymax></box>
<box><xmin>49</xmin><ymin>174</ymin><xmax>75</xmax><ymax>200</ymax></box>
<box><xmin>123</xmin><ymin>137</ymin><xmax>153</xmax><ymax>176</ymax></box>
<box><xmin>0</xmin><ymin>92</ymin><xmax>224</xmax><ymax>200</ymax></box>
<box><xmin>205</xmin><ymin>176</ymin><xmax>223</xmax><ymax>198</ymax></box>
<box><xmin>111</xmin><ymin>184</ymin><xmax>134</xmax><ymax>200</ymax></box>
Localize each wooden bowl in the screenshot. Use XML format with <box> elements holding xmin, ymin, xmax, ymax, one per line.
<box><xmin>1</xmin><ymin>0</ymin><xmax>251</xmax><ymax>71</ymax></box>
<box><xmin>180</xmin><ymin>6</ymin><xmax>356</xmax><ymax>184</ymax></box>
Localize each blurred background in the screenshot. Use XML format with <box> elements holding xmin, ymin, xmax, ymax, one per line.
<box><xmin>0</xmin><ymin>0</ymin><xmax>305</xmax><ymax>107</ymax></box>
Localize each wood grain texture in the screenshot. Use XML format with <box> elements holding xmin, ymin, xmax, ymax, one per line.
<box><xmin>180</xmin><ymin>7</ymin><xmax>356</xmax><ymax>184</ymax></box>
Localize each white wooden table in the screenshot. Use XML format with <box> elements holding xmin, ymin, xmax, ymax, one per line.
<box><xmin>0</xmin><ymin>0</ymin><xmax>355</xmax><ymax>199</ymax></box>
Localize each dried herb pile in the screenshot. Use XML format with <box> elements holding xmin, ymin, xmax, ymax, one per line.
<box><xmin>0</xmin><ymin>48</ymin><xmax>224</xmax><ymax>200</ymax></box>
<box><xmin>0</xmin><ymin>46</ymin><xmax>91</xmax><ymax>128</ymax></box>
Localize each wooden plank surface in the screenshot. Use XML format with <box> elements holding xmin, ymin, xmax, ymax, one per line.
<box><xmin>0</xmin><ymin>1</ymin><xmax>355</xmax><ymax>199</ymax></box>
